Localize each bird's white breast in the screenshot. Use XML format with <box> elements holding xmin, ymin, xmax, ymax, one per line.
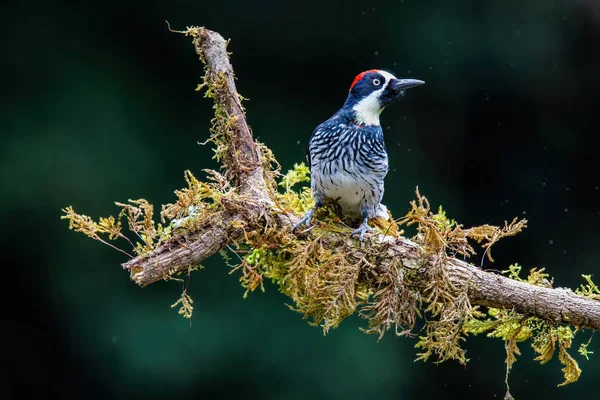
<box><xmin>318</xmin><ymin>171</ymin><xmax>366</xmax><ymax>215</ymax></box>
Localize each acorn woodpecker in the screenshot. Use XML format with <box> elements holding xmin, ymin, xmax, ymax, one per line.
<box><xmin>294</xmin><ymin>69</ymin><xmax>424</xmax><ymax>240</ymax></box>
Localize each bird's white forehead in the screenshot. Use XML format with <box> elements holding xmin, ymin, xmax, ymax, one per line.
<box><xmin>377</xmin><ymin>70</ymin><xmax>396</xmax><ymax>83</ymax></box>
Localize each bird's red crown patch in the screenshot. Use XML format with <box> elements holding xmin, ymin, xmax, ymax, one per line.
<box><xmin>349</xmin><ymin>69</ymin><xmax>380</xmax><ymax>91</ymax></box>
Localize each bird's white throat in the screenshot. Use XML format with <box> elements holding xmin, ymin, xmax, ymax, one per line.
<box><xmin>352</xmin><ymin>92</ymin><xmax>384</xmax><ymax>126</ymax></box>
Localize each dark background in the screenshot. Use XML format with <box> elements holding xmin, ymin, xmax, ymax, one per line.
<box><xmin>2</xmin><ymin>0</ymin><xmax>600</xmax><ymax>399</ymax></box>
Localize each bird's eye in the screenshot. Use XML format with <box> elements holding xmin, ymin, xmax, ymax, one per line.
<box><xmin>373</xmin><ymin>79</ymin><xmax>381</xmax><ymax>86</ymax></box>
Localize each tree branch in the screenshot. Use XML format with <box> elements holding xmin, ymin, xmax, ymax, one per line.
<box><xmin>188</xmin><ymin>26</ymin><xmax>269</xmax><ymax>198</ymax></box>
<box><xmin>121</xmin><ymin>26</ymin><xmax>600</xmax><ymax>336</ymax></box>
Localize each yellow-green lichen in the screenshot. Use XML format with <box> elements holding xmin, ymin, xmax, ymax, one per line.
<box><xmin>576</xmin><ymin>275</ymin><xmax>600</xmax><ymax>300</ymax></box>
<box><xmin>171</xmin><ymin>292</ymin><xmax>194</xmax><ymax>320</ymax></box>
<box><xmin>578</xmin><ymin>335</ymin><xmax>594</xmax><ymax>360</ymax></box>
<box><xmin>463</xmin><ymin>265</ymin><xmax>588</xmax><ymax>388</ymax></box>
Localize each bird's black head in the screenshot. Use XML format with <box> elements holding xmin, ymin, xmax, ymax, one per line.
<box><xmin>343</xmin><ymin>69</ymin><xmax>424</xmax><ymax>125</ymax></box>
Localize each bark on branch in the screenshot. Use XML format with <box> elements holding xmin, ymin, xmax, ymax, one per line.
<box><xmin>122</xmin><ymin>27</ymin><xmax>600</xmax><ymax>332</ymax></box>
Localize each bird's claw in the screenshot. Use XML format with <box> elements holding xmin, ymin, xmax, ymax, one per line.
<box><xmin>293</xmin><ymin>208</ymin><xmax>315</xmax><ymax>232</ymax></box>
<box><xmin>351</xmin><ymin>221</ymin><xmax>377</xmax><ymax>242</ymax></box>
<box><xmin>293</xmin><ymin>219</ymin><xmax>311</xmax><ymax>232</ymax></box>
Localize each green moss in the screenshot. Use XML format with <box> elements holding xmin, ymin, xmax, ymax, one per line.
<box><xmin>279</xmin><ymin>162</ymin><xmax>310</xmax><ymax>190</ymax></box>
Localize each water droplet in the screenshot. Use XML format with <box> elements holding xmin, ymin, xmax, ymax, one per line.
<box><xmin>564</xmin><ymin>208</ymin><xmax>569</xmax><ymax>212</ymax></box>
<box><xmin>407</xmin><ymin>69</ymin><xmax>412</xmax><ymax>74</ymax></box>
<box><xmin>565</xmin><ymin>187</ymin><xmax>571</xmax><ymax>192</ymax></box>
<box><xmin>297</xmin><ymin>140</ymin><xmax>300</xmax><ymax>145</ymax></box>
<box><xmin>562</xmin><ymin>249</ymin><xmax>567</xmax><ymax>254</ymax></box>
<box><xmin>522</xmin><ymin>210</ymin><xmax>527</xmax><ymax>215</ymax></box>
<box><xmin>374</xmin><ymin>51</ymin><xmax>379</xmax><ymax>56</ymax></box>
<box><xmin>549</xmin><ymin>240</ymin><xmax>554</xmax><ymax>245</ymax></box>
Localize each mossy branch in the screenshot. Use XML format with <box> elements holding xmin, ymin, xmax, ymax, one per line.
<box><xmin>62</xmin><ymin>26</ymin><xmax>600</xmax><ymax>391</ymax></box>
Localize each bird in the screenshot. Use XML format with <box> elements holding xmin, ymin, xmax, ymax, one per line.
<box><xmin>294</xmin><ymin>69</ymin><xmax>424</xmax><ymax>241</ymax></box>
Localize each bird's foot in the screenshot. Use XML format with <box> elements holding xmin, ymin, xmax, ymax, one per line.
<box><xmin>293</xmin><ymin>208</ymin><xmax>315</xmax><ymax>232</ymax></box>
<box><xmin>351</xmin><ymin>219</ymin><xmax>377</xmax><ymax>242</ymax></box>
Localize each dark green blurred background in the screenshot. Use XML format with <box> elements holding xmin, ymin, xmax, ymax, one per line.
<box><xmin>2</xmin><ymin>0</ymin><xmax>600</xmax><ymax>398</ymax></box>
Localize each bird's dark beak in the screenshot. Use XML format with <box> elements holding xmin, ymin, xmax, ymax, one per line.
<box><xmin>380</xmin><ymin>78</ymin><xmax>424</xmax><ymax>106</ymax></box>
<box><xmin>391</xmin><ymin>78</ymin><xmax>425</xmax><ymax>92</ymax></box>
